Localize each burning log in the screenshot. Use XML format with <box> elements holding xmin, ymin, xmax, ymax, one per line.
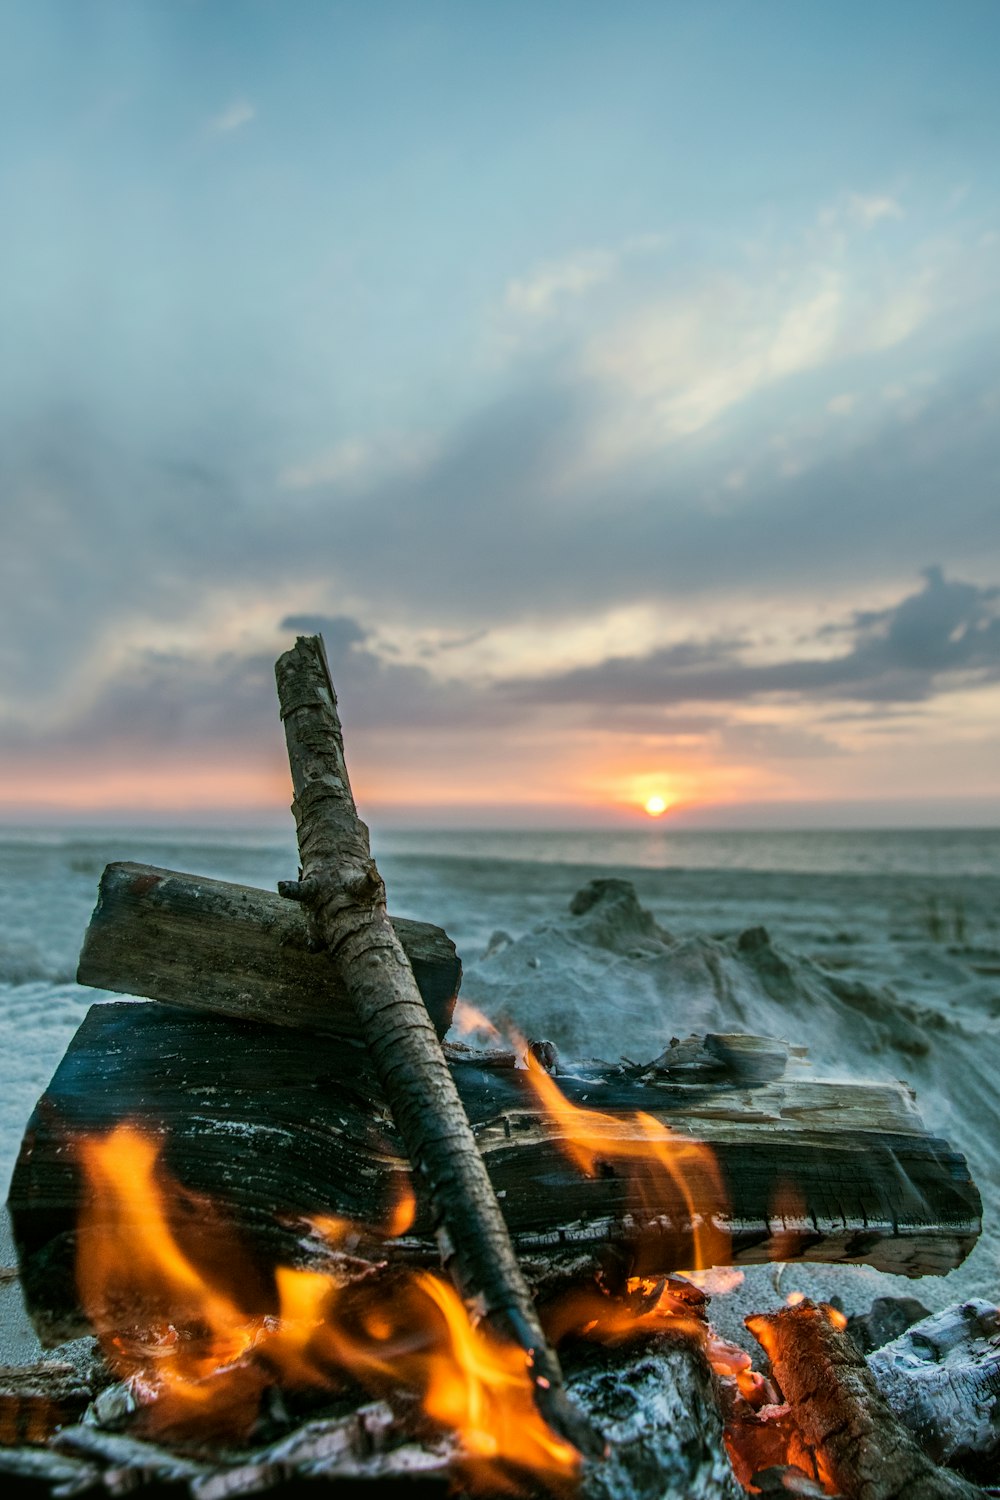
<box><xmin>272</xmin><ymin>635</ymin><xmax>596</xmax><ymax>1453</ymax></box>
<box><xmin>76</xmin><ymin>861</ymin><xmax>461</xmax><ymax>1040</ymax></box>
<box><xmin>0</xmin><ymin>1330</ymin><xmax>743</xmax><ymax>1499</ymax></box>
<box><xmin>745</xmin><ymin>1300</ymin><xmax>985</xmax><ymax>1499</ymax></box>
<box><xmin>9</xmin><ymin>1001</ymin><xmax>980</xmax><ymax>1342</ymax></box>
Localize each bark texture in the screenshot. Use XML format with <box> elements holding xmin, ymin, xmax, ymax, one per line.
<box><xmin>747</xmin><ymin>1301</ymin><xmax>986</xmax><ymax>1500</ymax></box>
<box><xmin>76</xmin><ymin>862</ymin><xmax>460</xmax><ymax>1040</ymax></box>
<box><xmin>273</xmin><ymin>635</ymin><xmax>592</xmax><ymax>1451</ymax></box>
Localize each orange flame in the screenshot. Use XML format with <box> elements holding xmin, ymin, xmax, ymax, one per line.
<box><xmin>521</xmin><ymin>1053</ymin><xmax>730</xmax><ymax>1273</ymax></box>
<box><xmin>75</xmin><ymin>1123</ymin><xmax>579</xmax><ymax>1488</ymax></box>
<box><xmin>452</xmin><ymin>1000</ymin><xmax>501</xmax><ymax>1040</ymax></box>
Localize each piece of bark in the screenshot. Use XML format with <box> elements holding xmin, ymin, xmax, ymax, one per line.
<box><xmin>77</xmin><ymin>862</ymin><xmax>460</xmax><ymax>1041</ymax></box>
<box><xmin>273</xmin><ymin>635</ymin><xmax>594</xmax><ymax>1453</ymax></box>
<box><xmin>746</xmin><ymin>1300</ymin><xmax>985</xmax><ymax>1499</ymax></box>
<box><xmin>868</xmin><ymin>1301</ymin><xmax>1000</xmax><ymax>1474</ymax></box>
<box><xmin>9</xmin><ymin>1003</ymin><xmax>981</xmax><ymax>1343</ymax></box>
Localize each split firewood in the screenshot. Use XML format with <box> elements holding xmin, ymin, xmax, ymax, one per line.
<box><xmin>746</xmin><ymin>1300</ymin><xmax>985</xmax><ymax>1500</ymax></box>
<box><xmin>77</xmin><ymin>862</ymin><xmax>461</xmax><ymax>1040</ymax></box>
<box><xmin>273</xmin><ymin>635</ymin><xmax>597</xmax><ymax>1454</ymax></box>
<box><xmin>867</xmin><ymin>1300</ymin><xmax>1000</xmax><ymax>1475</ymax></box>
<box><xmin>10</xmin><ymin>1001</ymin><xmax>981</xmax><ymax>1342</ymax></box>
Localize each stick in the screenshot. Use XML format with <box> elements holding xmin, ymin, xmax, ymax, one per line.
<box><xmin>273</xmin><ymin>635</ymin><xmax>598</xmax><ymax>1455</ymax></box>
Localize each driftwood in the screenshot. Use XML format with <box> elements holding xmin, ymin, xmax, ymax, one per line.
<box><xmin>746</xmin><ymin>1301</ymin><xmax>985</xmax><ymax>1500</ymax></box>
<box><xmin>77</xmin><ymin>862</ymin><xmax>461</xmax><ymax>1041</ymax></box>
<box><xmin>272</xmin><ymin>635</ymin><xmax>594</xmax><ymax>1452</ymax></box>
<box><xmin>9</xmin><ymin>1002</ymin><xmax>981</xmax><ymax>1342</ymax></box>
<box><xmin>868</xmin><ymin>1301</ymin><xmax>1000</xmax><ymax>1475</ymax></box>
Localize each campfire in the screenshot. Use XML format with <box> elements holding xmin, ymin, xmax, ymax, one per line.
<box><xmin>2</xmin><ymin>635</ymin><xmax>996</xmax><ymax>1499</ymax></box>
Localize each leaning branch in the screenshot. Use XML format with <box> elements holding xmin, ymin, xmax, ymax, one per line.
<box><xmin>274</xmin><ymin>634</ymin><xmax>597</xmax><ymax>1454</ymax></box>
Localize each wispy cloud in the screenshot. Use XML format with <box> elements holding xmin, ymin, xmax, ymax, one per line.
<box><xmin>503</xmin><ymin>570</ymin><xmax>1000</xmax><ymax>709</ymax></box>
<box><xmin>505</xmin><ymin>250</ymin><xmax>616</xmax><ymax>317</ymax></box>
<box><xmin>848</xmin><ymin>192</ymin><xmax>904</xmax><ymax>225</ymax></box>
<box><xmin>209</xmin><ymin>99</ymin><xmax>256</xmax><ymax>134</ymax></box>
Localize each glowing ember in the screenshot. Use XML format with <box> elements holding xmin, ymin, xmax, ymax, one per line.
<box><xmin>74</xmin><ymin>1123</ymin><xmax>579</xmax><ymax>1488</ymax></box>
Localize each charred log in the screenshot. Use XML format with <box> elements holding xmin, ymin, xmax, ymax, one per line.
<box><xmin>867</xmin><ymin>1300</ymin><xmax>1000</xmax><ymax>1477</ymax></box>
<box><xmin>8</xmin><ymin>1002</ymin><xmax>981</xmax><ymax>1343</ymax></box>
<box><xmin>0</xmin><ymin>1332</ymin><xmax>739</xmax><ymax>1500</ymax></box>
<box><xmin>746</xmin><ymin>1300</ymin><xmax>985</xmax><ymax>1500</ymax></box>
<box><xmin>77</xmin><ymin>862</ymin><xmax>461</xmax><ymax>1041</ymax></box>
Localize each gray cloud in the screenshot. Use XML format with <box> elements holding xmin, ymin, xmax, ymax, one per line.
<box><xmin>503</xmin><ymin>568</ymin><xmax>1000</xmax><ymax>709</ymax></box>
<box><xmin>3</xmin><ymin>323</ymin><xmax>1000</xmax><ymax>739</ymax></box>
<box><xmin>0</xmin><ymin>612</ymin><xmax>499</xmax><ymax>768</ymax></box>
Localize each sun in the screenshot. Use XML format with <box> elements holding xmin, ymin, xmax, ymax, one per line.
<box><xmin>644</xmin><ymin>794</ymin><xmax>669</xmax><ymax>817</ymax></box>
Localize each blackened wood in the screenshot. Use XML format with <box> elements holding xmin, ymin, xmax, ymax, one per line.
<box><xmin>747</xmin><ymin>1301</ymin><xmax>984</xmax><ymax>1500</ymax></box>
<box><xmin>9</xmin><ymin>1004</ymin><xmax>981</xmax><ymax>1343</ymax></box>
<box><xmin>868</xmin><ymin>1300</ymin><xmax>1000</xmax><ymax>1473</ymax></box>
<box><xmin>77</xmin><ymin>863</ymin><xmax>460</xmax><ymax>1040</ymax></box>
<box><xmin>273</xmin><ymin>635</ymin><xmax>592</xmax><ymax>1452</ymax></box>
<box><xmin>0</xmin><ymin>1337</ymin><xmax>740</xmax><ymax>1499</ymax></box>
<box><xmin>0</xmin><ymin>1362</ymin><xmax>91</xmax><ymax>1446</ymax></box>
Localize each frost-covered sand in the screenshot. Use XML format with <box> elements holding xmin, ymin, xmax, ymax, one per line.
<box><xmin>1</xmin><ymin>826</ymin><xmax>999</xmax><ymax>1358</ymax></box>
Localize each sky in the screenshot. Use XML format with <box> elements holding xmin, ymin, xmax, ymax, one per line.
<box><xmin>1</xmin><ymin>0</ymin><xmax>999</xmax><ymax>829</ymax></box>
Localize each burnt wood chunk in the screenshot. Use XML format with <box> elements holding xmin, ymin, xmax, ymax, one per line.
<box><xmin>9</xmin><ymin>1004</ymin><xmax>981</xmax><ymax>1344</ymax></box>
<box><xmin>77</xmin><ymin>862</ymin><xmax>460</xmax><ymax>1040</ymax></box>
<box><xmin>747</xmin><ymin>1301</ymin><xmax>984</xmax><ymax>1500</ymax></box>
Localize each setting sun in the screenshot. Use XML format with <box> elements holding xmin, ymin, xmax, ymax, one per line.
<box><xmin>644</xmin><ymin>795</ymin><xmax>669</xmax><ymax>817</ymax></box>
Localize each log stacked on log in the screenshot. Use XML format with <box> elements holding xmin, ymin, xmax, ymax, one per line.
<box><xmin>77</xmin><ymin>862</ymin><xmax>461</xmax><ymax>1041</ymax></box>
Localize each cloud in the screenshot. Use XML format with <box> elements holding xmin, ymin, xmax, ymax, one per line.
<box><xmin>505</xmin><ymin>250</ymin><xmax>616</xmax><ymax>317</ymax></box>
<box><xmin>209</xmin><ymin>100</ymin><xmax>255</xmax><ymax>134</ymax></box>
<box><xmin>278</xmin><ymin>434</ymin><xmax>434</xmax><ymax>492</ymax></box>
<box><xmin>503</xmin><ymin>570</ymin><xmax>1000</xmax><ymax>710</ymax></box>
<box><xmin>847</xmin><ymin>193</ymin><xmax>904</xmax><ymax>226</ymax></box>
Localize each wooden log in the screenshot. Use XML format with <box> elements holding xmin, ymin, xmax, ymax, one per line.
<box><xmin>8</xmin><ymin>1003</ymin><xmax>981</xmax><ymax>1344</ymax></box>
<box><xmin>867</xmin><ymin>1300</ymin><xmax>1000</xmax><ymax>1475</ymax></box>
<box><xmin>273</xmin><ymin>635</ymin><xmax>594</xmax><ymax>1452</ymax></box>
<box><xmin>77</xmin><ymin>862</ymin><xmax>460</xmax><ymax>1041</ymax></box>
<box><xmin>746</xmin><ymin>1301</ymin><xmax>985</xmax><ymax>1500</ymax></box>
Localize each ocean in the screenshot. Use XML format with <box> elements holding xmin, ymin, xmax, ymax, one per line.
<box><xmin>2</xmin><ymin>823</ymin><xmax>999</xmax><ymax>1357</ymax></box>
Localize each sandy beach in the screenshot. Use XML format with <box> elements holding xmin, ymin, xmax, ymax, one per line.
<box><xmin>1</xmin><ymin>824</ymin><xmax>998</xmax><ymax>1363</ymax></box>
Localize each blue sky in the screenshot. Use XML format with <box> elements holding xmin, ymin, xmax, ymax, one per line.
<box><xmin>2</xmin><ymin>0</ymin><xmax>999</xmax><ymax>825</ymax></box>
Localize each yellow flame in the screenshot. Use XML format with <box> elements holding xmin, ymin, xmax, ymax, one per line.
<box><xmin>522</xmin><ymin>1053</ymin><xmax>730</xmax><ymax>1273</ymax></box>
<box><xmin>75</xmin><ymin>1122</ymin><xmax>579</xmax><ymax>1487</ymax></box>
<box><xmin>452</xmin><ymin>1000</ymin><xmax>501</xmax><ymax>1040</ymax></box>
